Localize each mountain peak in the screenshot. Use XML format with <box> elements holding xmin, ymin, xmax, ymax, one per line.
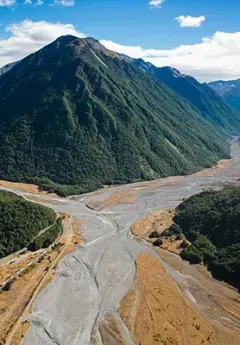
<box><xmin>209</xmin><ymin>78</ymin><xmax>240</xmax><ymax>111</ymax></box>
<box><xmin>56</xmin><ymin>34</ymin><xmax>78</xmax><ymax>41</ymax></box>
<box><xmin>129</xmin><ymin>57</ymin><xmax>240</xmax><ymax>134</ymax></box>
<box><xmin>53</xmin><ymin>35</ymin><xmax>107</xmax><ymax>54</ymax></box>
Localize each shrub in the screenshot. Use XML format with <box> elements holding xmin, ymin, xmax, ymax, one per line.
<box><xmin>181</xmin><ymin>245</ymin><xmax>203</xmax><ymax>264</ymax></box>
<box><xmin>168</xmin><ymin>223</ymin><xmax>183</xmax><ymax>236</ymax></box>
<box><xmin>180</xmin><ymin>239</ymin><xmax>190</xmax><ymax>249</ymax></box>
<box><xmin>149</xmin><ymin>231</ymin><xmax>161</xmax><ymax>239</ymax></box>
<box><xmin>153</xmin><ymin>239</ymin><xmax>163</xmax><ymax>247</ymax></box>
<box><xmin>176</xmin><ymin>234</ymin><xmax>184</xmax><ymax>241</ymax></box>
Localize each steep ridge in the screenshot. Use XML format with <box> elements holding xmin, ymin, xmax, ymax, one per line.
<box><xmin>209</xmin><ymin>79</ymin><xmax>240</xmax><ymax>112</ymax></box>
<box><xmin>0</xmin><ymin>35</ymin><xmax>229</xmax><ymax>194</ymax></box>
<box><xmin>130</xmin><ymin>58</ymin><xmax>240</xmax><ymax>134</ymax></box>
<box><xmin>0</xmin><ymin>61</ymin><xmax>20</xmax><ymax>77</ymax></box>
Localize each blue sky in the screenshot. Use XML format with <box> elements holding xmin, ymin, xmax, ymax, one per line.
<box><xmin>1</xmin><ymin>0</ymin><xmax>240</xmax><ymax>81</ymax></box>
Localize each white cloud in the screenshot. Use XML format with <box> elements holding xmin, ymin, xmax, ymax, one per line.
<box><xmin>24</xmin><ymin>0</ymin><xmax>44</xmax><ymax>4</ymax></box>
<box><xmin>102</xmin><ymin>31</ymin><xmax>240</xmax><ymax>82</ymax></box>
<box><xmin>0</xmin><ymin>20</ymin><xmax>84</xmax><ymax>66</ymax></box>
<box><xmin>0</xmin><ymin>0</ymin><xmax>15</xmax><ymax>6</ymax></box>
<box><xmin>1</xmin><ymin>20</ymin><xmax>240</xmax><ymax>82</ymax></box>
<box><xmin>175</xmin><ymin>15</ymin><xmax>206</xmax><ymax>28</ymax></box>
<box><xmin>149</xmin><ymin>0</ymin><xmax>165</xmax><ymax>9</ymax></box>
<box><xmin>54</xmin><ymin>0</ymin><xmax>75</xmax><ymax>6</ymax></box>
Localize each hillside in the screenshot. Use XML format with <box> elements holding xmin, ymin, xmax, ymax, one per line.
<box><xmin>0</xmin><ymin>35</ymin><xmax>230</xmax><ymax>195</ymax></box>
<box><xmin>0</xmin><ymin>191</ymin><xmax>56</xmax><ymax>258</ymax></box>
<box><xmin>130</xmin><ymin>58</ymin><xmax>240</xmax><ymax>134</ymax></box>
<box><xmin>174</xmin><ymin>187</ymin><xmax>240</xmax><ymax>288</ymax></box>
<box><xmin>209</xmin><ymin>79</ymin><xmax>240</xmax><ymax>112</ymax></box>
<box><xmin>0</xmin><ymin>61</ymin><xmax>19</xmax><ymax>77</ymax></box>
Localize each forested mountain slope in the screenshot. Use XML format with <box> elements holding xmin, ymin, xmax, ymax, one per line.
<box><xmin>131</xmin><ymin>58</ymin><xmax>240</xmax><ymax>134</ymax></box>
<box><xmin>0</xmin><ymin>35</ymin><xmax>230</xmax><ymax>195</ymax></box>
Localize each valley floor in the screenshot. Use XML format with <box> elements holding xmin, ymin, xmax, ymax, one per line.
<box><xmin>0</xmin><ymin>140</ymin><xmax>239</xmax><ymax>345</ymax></box>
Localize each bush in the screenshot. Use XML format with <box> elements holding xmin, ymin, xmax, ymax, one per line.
<box><xmin>167</xmin><ymin>223</ymin><xmax>183</xmax><ymax>236</ymax></box>
<box><xmin>176</xmin><ymin>234</ymin><xmax>184</xmax><ymax>241</ymax></box>
<box><xmin>153</xmin><ymin>239</ymin><xmax>163</xmax><ymax>247</ymax></box>
<box><xmin>149</xmin><ymin>231</ymin><xmax>161</xmax><ymax>239</ymax></box>
<box><xmin>180</xmin><ymin>239</ymin><xmax>189</xmax><ymax>248</ymax></box>
<box><xmin>181</xmin><ymin>245</ymin><xmax>203</xmax><ymax>264</ymax></box>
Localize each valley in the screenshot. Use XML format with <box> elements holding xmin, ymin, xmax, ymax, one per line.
<box><xmin>0</xmin><ymin>1</ymin><xmax>240</xmax><ymax>343</ymax></box>
<box><xmin>0</xmin><ymin>139</ymin><xmax>239</xmax><ymax>345</ymax></box>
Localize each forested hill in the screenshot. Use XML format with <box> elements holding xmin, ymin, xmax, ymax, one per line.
<box><xmin>0</xmin><ymin>191</ymin><xmax>56</xmax><ymax>258</ymax></box>
<box><xmin>0</xmin><ymin>35</ymin><xmax>230</xmax><ymax>196</ymax></box>
<box><xmin>130</xmin><ymin>58</ymin><xmax>240</xmax><ymax>135</ymax></box>
<box><xmin>174</xmin><ymin>187</ymin><xmax>240</xmax><ymax>288</ymax></box>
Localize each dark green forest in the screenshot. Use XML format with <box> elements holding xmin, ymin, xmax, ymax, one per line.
<box><xmin>0</xmin><ymin>191</ymin><xmax>56</xmax><ymax>258</ymax></box>
<box><xmin>28</xmin><ymin>218</ymin><xmax>63</xmax><ymax>251</ymax></box>
<box><xmin>0</xmin><ymin>36</ymin><xmax>230</xmax><ymax>196</ymax></box>
<box><xmin>174</xmin><ymin>187</ymin><xmax>240</xmax><ymax>288</ymax></box>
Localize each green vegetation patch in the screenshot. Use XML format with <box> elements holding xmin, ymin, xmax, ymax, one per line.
<box><xmin>0</xmin><ymin>191</ymin><xmax>56</xmax><ymax>258</ymax></box>
<box><xmin>174</xmin><ymin>187</ymin><xmax>240</xmax><ymax>288</ymax></box>
<box><xmin>28</xmin><ymin>219</ymin><xmax>63</xmax><ymax>251</ymax></box>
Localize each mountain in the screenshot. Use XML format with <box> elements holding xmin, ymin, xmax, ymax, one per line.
<box><xmin>0</xmin><ymin>61</ymin><xmax>20</xmax><ymax>77</ymax></box>
<box><xmin>209</xmin><ymin>79</ymin><xmax>240</xmax><ymax>112</ymax></box>
<box><xmin>0</xmin><ymin>35</ymin><xmax>230</xmax><ymax>195</ymax></box>
<box><xmin>130</xmin><ymin>58</ymin><xmax>240</xmax><ymax>135</ymax></box>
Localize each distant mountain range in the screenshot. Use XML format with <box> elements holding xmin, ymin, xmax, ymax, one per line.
<box><xmin>129</xmin><ymin>58</ymin><xmax>240</xmax><ymax>135</ymax></box>
<box><xmin>0</xmin><ymin>36</ymin><xmax>236</xmax><ymax>195</ymax></box>
<box><xmin>209</xmin><ymin>79</ymin><xmax>240</xmax><ymax>112</ymax></box>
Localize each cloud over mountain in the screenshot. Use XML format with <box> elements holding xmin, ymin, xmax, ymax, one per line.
<box><xmin>1</xmin><ymin>20</ymin><xmax>240</xmax><ymax>82</ymax></box>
